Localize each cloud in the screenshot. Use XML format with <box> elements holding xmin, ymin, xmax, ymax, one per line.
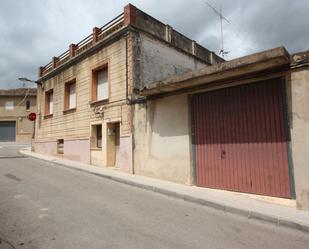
<box><xmin>0</xmin><ymin>0</ymin><xmax>308</xmax><ymax>88</ymax></box>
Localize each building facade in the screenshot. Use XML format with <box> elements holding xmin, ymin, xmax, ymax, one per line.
<box><xmin>0</xmin><ymin>88</ymin><xmax>37</xmax><ymax>142</ymax></box>
<box><xmin>35</xmin><ymin>4</ymin><xmax>309</xmax><ymax>209</ymax></box>
<box><xmin>135</xmin><ymin>48</ymin><xmax>309</xmax><ymax>209</ymax></box>
<box><xmin>34</xmin><ymin>4</ymin><xmax>222</xmax><ymax>172</ymax></box>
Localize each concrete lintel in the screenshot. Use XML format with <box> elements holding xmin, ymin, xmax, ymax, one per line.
<box><xmin>140</xmin><ymin>47</ymin><xmax>291</xmax><ymax>96</ymax></box>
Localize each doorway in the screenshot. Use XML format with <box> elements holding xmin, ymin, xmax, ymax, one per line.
<box><xmin>106</xmin><ymin>122</ymin><xmax>120</xmax><ymax>167</ymax></box>
<box><xmin>0</xmin><ymin>121</ymin><xmax>16</xmax><ymax>142</ymax></box>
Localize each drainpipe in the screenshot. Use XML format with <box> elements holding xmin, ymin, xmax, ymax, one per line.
<box><xmin>125</xmin><ymin>32</ymin><xmax>134</xmax><ymax>175</ymax></box>
<box><xmin>125</xmin><ymin>32</ymin><xmax>131</xmax><ymax>106</ymax></box>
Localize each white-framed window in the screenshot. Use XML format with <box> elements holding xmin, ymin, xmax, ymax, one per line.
<box><xmin>5</xmin><ymin>101</ymin><xmax>14</xmax><ymax>111</ymax></box>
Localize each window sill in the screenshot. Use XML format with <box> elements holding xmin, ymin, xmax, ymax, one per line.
<box><xmin>91</xmin><ymin>147</ymin><xmax>102</xmax><ymax>151</ymax></box>
<box><xmin>44</xmin><ymin>114</ymin><xmax>53</xmax><ymax>119</ymax></box>
<box><xmin>90</xmin><ymin>99</ymin><xmax>109</xmax><ymax>106</ymax></box>
<box><xmin>63</xmin><ymin>108</ymin><xmax>76</xmax><ymax>114</ymax></box>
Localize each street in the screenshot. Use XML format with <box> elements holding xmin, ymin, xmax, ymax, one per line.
<box><xmin>0</xmin><ymin>144</ymin><xmax>308</xmax><ymax>249</ymax></box>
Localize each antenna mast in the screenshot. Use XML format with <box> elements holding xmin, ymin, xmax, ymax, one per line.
<box><xmin>205</xmin><ymin>2</ymin><xmax>230</xmax><ymax>58</ymax></box>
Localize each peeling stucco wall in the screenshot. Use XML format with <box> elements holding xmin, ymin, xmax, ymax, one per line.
<box><xmin>133</xmin><ymin>94</ymin><xmax>191</xmax><ymax>184</ymax></box>
<box><xmin>289</xmin><ymin>67</ymin><xmax>309</xmax><ymax>209</ymax></box>
<box><xmin>139</xmin><ymin>34</ymin><xmax>208</xmax><ymax>88</ymax></box>
<box><xmin>64</xmin><ymin>139</ymin><xmax>90</xmax><ymax>164</ymax></box>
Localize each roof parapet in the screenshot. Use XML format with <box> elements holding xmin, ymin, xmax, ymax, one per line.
<box><xmin>124</xmin><ymin>4</ymin><xmax>223</xmax><ymax>65</ymax></box>
<box><xmin>0</xmin><ymin>88</ymin><xmax>37</xmax><ymax>96</ymax></box>
<box><xmin>38</xmin><ymin>4</ymin><xmax>223</xmax><ymax>79</ymax></box>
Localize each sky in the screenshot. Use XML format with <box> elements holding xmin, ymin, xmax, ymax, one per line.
<box><xmin>0</xmin><ymin>0</ymin><xmax>308</xmax><ymax>89</ymax></box>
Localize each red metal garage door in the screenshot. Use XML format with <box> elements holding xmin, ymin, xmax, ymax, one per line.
<box><xmin>192</xmin><ymin>78</ymin><xmax>292</xmax><ymax>198</ymax></box>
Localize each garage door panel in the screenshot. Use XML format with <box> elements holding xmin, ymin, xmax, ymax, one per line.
<box><xmin>0</xmin><ymin>121</ymin><xmax>16</xmax><ymax>142</ymax></box>
<box><xmin>193</xmin><ymin>79</ymin><xmax>292</xmax><ymax>198</ymax></box>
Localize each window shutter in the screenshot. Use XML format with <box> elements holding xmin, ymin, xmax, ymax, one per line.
<box><xmin>5</xmin><ymin>101</ymin><xmax>14</xmax><ymax>110</ymax></box>
<box><xmin>69</xmin><ymin>83</ymin><xmax>76</xmax><ymax>108</ymax></box>
<box><xmin>49</xmin><ymin>93</ymin><xmax>53</xmax><ymax>114</ymax></box>
<box><xmin>97</xmin><ymin>70</ymin><xmax>108</xmax><ymax>100</ymax></box>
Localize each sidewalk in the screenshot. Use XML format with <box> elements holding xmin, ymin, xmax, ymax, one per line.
<box><xmin>20</xmin><ymin>147</ymin><xmax>309</xmax><ymax>233</ymax></box>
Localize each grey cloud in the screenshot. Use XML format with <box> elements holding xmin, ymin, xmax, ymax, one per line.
<box><xmin>0</xmin><ymin>0</ymin><xmax>308</xmax><ymax>89</ymax></box>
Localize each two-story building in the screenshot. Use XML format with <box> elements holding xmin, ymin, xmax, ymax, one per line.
<box><xmin>0</xmin><ymin>88</ymin><xmax>36</xmax><ymax>142</ymax></box>
<box><xmin>34</xmin><ymin>4</ymin><xmax>309</xmax><ymax>209</ymax></box>
<box><xmin>34</xmin><ymin>4</ymin><xmax>222</xmax><ymax>172</ymax></box>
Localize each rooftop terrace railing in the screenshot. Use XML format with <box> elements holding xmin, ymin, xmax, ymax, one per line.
<box><xmin>39</xmin><ymin>13</ymin><xmax>125</xmax><ymax>77</ymax></box>
<box><xmin>38</xmin><ymin>4</ymin><xmax>222</xmax><ymax>79</ymax></box>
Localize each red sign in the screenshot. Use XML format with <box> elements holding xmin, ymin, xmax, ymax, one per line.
<box><xmin>27</xmin><ymin>112</ymin><xmax>37</xmax><ymax>121</ymax></box>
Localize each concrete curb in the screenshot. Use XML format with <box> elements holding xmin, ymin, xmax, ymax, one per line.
<box><xmin>20</xmin><ymin>148</ymin><xmax>309</xmax><ymax>234</ymax></box>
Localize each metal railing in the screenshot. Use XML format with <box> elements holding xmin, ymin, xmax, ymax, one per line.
<box><xmin>40</xmin><ymin>13</ymin><xmax>125</xmax><ymax>77</ymax></box>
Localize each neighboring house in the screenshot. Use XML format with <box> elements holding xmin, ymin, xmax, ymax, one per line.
<box><xmin>0</xmin><ymin>88</ymin><xmax>37</xmax><ymax>142</ymax></box>
<box><xmin>135</xmin><ymin>48</ymin><xmax>309</xmax><ymax>209</ymax></box>
<box><xmin>34</xmin><ymin>4</ymin><xmax>222</xmax><ymax>171</ymax></box>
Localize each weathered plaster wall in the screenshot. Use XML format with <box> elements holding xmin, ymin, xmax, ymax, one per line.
<box><xmin>35</xmin><ymin>139</ymin><xmax>90</xmax><ymax>163</ymax></box>
<box><xmin>290</xmin><ymin>67</ymin><xmax>309</xmax><ymax>209</ymax></box>
<box><xmin>116</xmin><ymin>136</ymin><xmax>133</xmax><ymax>173</ymax></box>
<box><xmin>139</xmin><ymin>34</ymin><xmax>208</xmax><ymax>88</ymax></box>
<box><xmin>34</xmin><ymin>141</ymin><xmax>57</xmax><ymax>156</ymax></box>
<box><xmin>133</xmin><ymin>94</ymin><xmax>191</xmax><ymax>184</ymax></box>
<box><xmin>64</xmin><ymin>139</ymin><xmax>90</xmax><ymax>164</ymax></box>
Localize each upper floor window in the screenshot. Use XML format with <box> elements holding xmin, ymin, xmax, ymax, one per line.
<box><xmin>64</xmin><ymin>80</ymin><xmax>76</xmax><ymax>110</ymax></box>
<box><xmin>26</xmin><ymin>100</ymin><xmax>31</xmax><ymax>110</ymax></box>
<box><xmin>45</xmin><ymin>90</ymin><xmax>53</xmax><ymax>115</ymax></box>
<box><xmin>5</xmin><ymin>101</ymin><xmax>14</xmax><ymax>111</ymax></box>
<box><xmin>92</xmin><ymin>66</ymin><xmax>108</xmax><ymax>102</ymax></box>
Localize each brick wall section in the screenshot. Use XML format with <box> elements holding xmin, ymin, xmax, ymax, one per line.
<box><xmin>124</xmin><ymin>4</ymin><xmax>137</xmax><ymax>26</ymax></box>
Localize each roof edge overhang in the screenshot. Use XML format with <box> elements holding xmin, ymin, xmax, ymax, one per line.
<box><xmin>140</xmin><ymin>46</ymin><xmax>291</xmax><ymax>97</ymax></box>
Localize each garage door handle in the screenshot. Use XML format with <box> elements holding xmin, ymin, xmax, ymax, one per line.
<box><xmin>221</xmin><ymin>150</ymin><xmax>226</xmax><ymax>159</ymax></box>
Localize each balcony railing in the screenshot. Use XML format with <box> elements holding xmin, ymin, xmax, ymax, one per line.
<box><xmin>39</xmin><ymin>13</ymin><xmax>125</xmax><ymax>77</ymax></box>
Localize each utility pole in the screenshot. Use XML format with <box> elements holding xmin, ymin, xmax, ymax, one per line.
<box><xmin>205</xmin><ymin>2</ymin><xmax>230</xmax><ymax>58</ymax></box>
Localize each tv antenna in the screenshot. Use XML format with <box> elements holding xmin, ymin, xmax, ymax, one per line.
<box><xmin>205</xmin><ymin>2</ymin><xmax>230</xmax><ymax>58</ymax></box>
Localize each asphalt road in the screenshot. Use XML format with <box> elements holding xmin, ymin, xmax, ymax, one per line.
<box><xmin>0</xmin><ymin>144</ymin><xmax>308</xmax><ymax>249</ymax></box>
